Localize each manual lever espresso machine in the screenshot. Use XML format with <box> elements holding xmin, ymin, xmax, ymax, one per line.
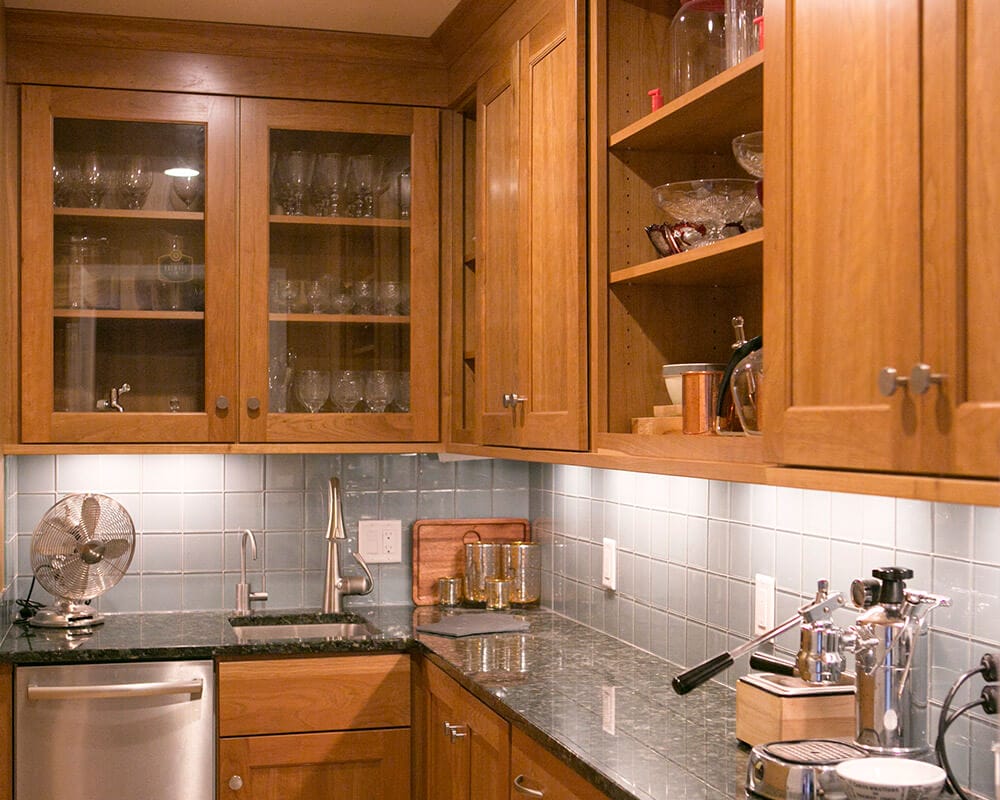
<box><xmin>672</xmin><ymin>567</ymin><xmax>951</xmax><ymax>800</ymax></box>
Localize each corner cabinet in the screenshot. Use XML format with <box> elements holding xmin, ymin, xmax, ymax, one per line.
<box><xmin>475</xmin><ymin>0</ymin><xmax>588</xmax><ymax>451</ymax></box>
<box><xmin>20</xmin><ymin>86</ymin><xmax>238</xmax><ymax>443</ymax></box>
<box><xmin>238</xmin><ymin>99</ymin><xmax>440</xmax><ymax>444</ymax></box>
<box><xmin>590</xmin><ymin>1</ymin><xmax>765</xmax><ymax>470</ymax></box>
<box><xmin>19</xmin><ymin>87</ymin><xmax>440</xmax><ymax>445</ymax></box>
<box><xmin>763</xmin><ymin>0</ymin><xmax>1000</xmax><ymax>478</ymax></box>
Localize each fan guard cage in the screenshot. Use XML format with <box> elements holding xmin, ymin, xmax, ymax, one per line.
<box><xmin>30</xmin><ymin>493</ymin><xmax>135</xmax><ymax>602</ymax></box>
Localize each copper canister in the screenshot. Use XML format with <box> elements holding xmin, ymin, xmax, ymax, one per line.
<box><xmin>682</xmin><ymin>370</ymin><xmax>722</xmax><ymax>434</ymax></box>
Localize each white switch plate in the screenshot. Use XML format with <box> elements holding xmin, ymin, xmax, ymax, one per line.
<box><xmin>602</xmin><ymin>538</ymin><xmax>617</xmax><ymax>591</ymax></box>
<box><xmin>358</xmin><ymin>520</ymin><xmax>402</xmax><ymax>564</ymax></box>
<box><xmin>601</xmin><ymin>685</ymin><xmax>616</xmax><ymax>735</ymax></box>
<box><xmin>754</xmin><ymin>573</ymin><xmax>775</xmax><ymax>635</ymax></box>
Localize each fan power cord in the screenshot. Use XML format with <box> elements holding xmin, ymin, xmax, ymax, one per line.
<box><xmin>936</xmin><ymin>654</ymin><xmax>998</xmax><ymax>800</ymax></box>
<box><xmin>15</xmin><ymin>576</ymin><xmax>43</xmax><ymax>621</ymax></box>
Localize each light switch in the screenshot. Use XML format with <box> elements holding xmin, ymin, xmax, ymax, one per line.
<box><xmin>602</xmin><ymin>538</ymin><xmax>617</xmax><ymax>591</ymax></box>
<box><xmin>754</xmin><ymin>573</ymin><xmax>775</xmax><ymax>635</ymax></box>
<box><xmin>358</xmin><ymin>520</ymin><xmax>402</xmax><ymax>564</ymax></box>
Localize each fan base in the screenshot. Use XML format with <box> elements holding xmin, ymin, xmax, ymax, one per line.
<box><xmin>28</xmin><ymin>603</ymin><xmax>105</xmax><ymax>628</ymax></box>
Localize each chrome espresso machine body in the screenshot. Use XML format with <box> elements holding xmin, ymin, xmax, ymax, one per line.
<box><xmin>672</xmin><ymin>567</ymin><xmax>951</xmax><ymax>800</ymax></box>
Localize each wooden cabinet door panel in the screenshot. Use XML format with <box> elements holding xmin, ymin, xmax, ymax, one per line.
<box><xmin>765</xmin><ymin>0</ymin><xmax>923</xmax><ymax>471</ymax></box>
<box><xmin>219</xmin><ymin>728</ymin><xmax>410</xmax><ymax>800</ymax></box>
<box><xmin>510</xmin><ymin>728</ymin><xmax>610</xmax><ymax>800</ymax></box>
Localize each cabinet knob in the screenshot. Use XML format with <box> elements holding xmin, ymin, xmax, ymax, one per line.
<box><xmin>877</xmin><ymin>367</ymin><xmax>908</xmax><ymax>397</ymax></box>
<box><xmin>513</xmin><ymin>775</ymin><xmax>545</xmax><ymax>797</ymax></box>
<box><xmin>909</xmin><ymin>363</ymin><xmax>946</xmax><ymax>395</ymax></box>
<box><xmin>246</xmin><ymin>396</ymin><xmax>261</xmax><ymax>412</ymax></box>
<box><xmin>215</xmin><ymin>395</ymin><xmax>230</xmax><ymax>411</ymax></box>
<box><xmin>228</xmin><ymin>775</ymin><xmax>243</xmax><ymax>791</ymax></box>
<box><xmin>443</xmin><ymin>721</ymin><xmax>469</xmax><ymax>741</ymax></box>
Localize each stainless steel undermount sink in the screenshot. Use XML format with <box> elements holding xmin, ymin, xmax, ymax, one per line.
<box><xmin>227</xmin><ymin>613</ymin><xmax>379</xmax><ymax>643</ymax></box>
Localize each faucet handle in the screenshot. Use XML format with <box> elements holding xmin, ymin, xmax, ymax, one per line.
<box><xmin>344</xmin><ymin>549</ymin><xmax>375</xmax><ymax>597</ymax></box>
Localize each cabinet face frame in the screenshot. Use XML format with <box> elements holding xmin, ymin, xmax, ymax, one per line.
<box><xmin>238</xmin><ymin>98</ymin><xmax>440</xmax><ymax>443</ymax></box>
<box><xmin>19</xmin><ymin>86</ymin><xmax>238</xmax><ymax>443</ymax></box>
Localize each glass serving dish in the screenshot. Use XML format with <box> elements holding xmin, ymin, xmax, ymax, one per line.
<box><xmin>732</xmin><ymin>131</ymin><xmax>764</xmax><ymax>178</ymax></box>
<box><xmin>651</xmin><ymin>178</ymin><xmax>758</xmax><ymax>247</ymax></box>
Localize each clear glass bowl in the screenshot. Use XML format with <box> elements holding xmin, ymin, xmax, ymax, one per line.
<box><xmin>732</xmin><ymin>131</ymin><xmax>764</xmax><ymax>178</ymax></box>
<box><xmin>669</xmin><ymin>0</ymin><xmax>727</xmax><ymax>98</ymax></box>
<box><xmin>651</xmin><ymin>179</ymin><xmax>758</xmax><ymax>246</ymax></box>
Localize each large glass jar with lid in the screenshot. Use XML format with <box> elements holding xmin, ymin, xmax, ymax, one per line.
<box><xmin>20</xmin><ymin>86</ymin><xmax>237</xmax><ymax>443</ymax></box>
<box><xmin>238</xmin><ymin>99</ymin><xmax>439</xmax><ymax>443</ymax></box>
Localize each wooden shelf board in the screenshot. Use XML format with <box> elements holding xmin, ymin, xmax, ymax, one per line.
<box><xmin>53</xmin><ymin>308</ymin><xmax>205</xmax><ymax>321</ymax></box>
<box><xmin>593</xmin><ymin>430</ymin><xmax>765</xmax><ymax>464</ymax></box>
<box><xmin>609</xmin><ymin>52</ymin><xmax>764</xmax><ymax>153</ymax></box>
<box><xmin>610</xmin><ymin>228</ymin><xmax>763</xmax><ymax>286</ymax></box>
<box><xmin>54</xmin><ymin>207</ymin><xmax>203</xmax><ymax>222</ymax></box>
<box><xmin>269</xmin><ymin>215</ymin><xmax>410</xmax><ymax>229</ymax></box>
<box><xmin>269</xmin><ymin>313</ymin><xmax>410</xmax><ymax>324</ymax></box>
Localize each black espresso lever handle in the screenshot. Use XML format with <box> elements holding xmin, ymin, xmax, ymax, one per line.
<box><xmin>748</xmin><ymin>652</ymin><xmax>797</xmax><ymax>676</ymax></box>
<box><xmin>672</xmin><ymin>653</ymin><xmax>734</xmax><ymax>695</ymax></box>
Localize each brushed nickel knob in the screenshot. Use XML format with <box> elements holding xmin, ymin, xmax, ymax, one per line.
<box><xmin>878</xmin><ymin>367</ymin><xmax>908</xmax><ymax>397</ymax></box>
<box><xmin>246</xmin><ymin>396</ymin><xmax>261</xmax><ymax>412</ymax></box>
<box><xmin>215</xmin><ymin>395</ymin><xmax>230</xmax><ymax>411</ymax></box>
<box><xmin>228</xmin><ymin>775</ymin><xmax>243</xmax><ymax>790</ymax></box>
<box><xmin>909</xmin><ymin>363</ymin><xmax>946</xmax><ymax>395</ymax></box>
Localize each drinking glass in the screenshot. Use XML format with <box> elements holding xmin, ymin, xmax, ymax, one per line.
<box><xmin>310</xmin><ymin>152</ymin><xmax>343</xmax><ymax>216</ymax></box>
<box><xmin>397</xmin><ymin>169</ymin><xmax>411</xmax><ymax>219</ymax></box>
<box><xmin>268</xmin><ymin>355</ymin><xmax>293</xmax><ymax>412</ymax></box>
<box><xmin>331</xmin><ymin>370</ymin><xmax>363</xmax><ymax>413</ymax></box>
<box><xmin>79</xmin><ymin>152</ymin><xmax>112</xmax><ymax>208</ymax></box>
<box><xmin>117</xmin><ymin>155</ymin><xmax>154</xmax><ymax>209</ymax></box>
<box><xmin>377</xmin><ymin>281</ymin><xmax>403</xmax><ymax>315</ymax></box>
<box><xmin>52</xmin><ymin>154</ymin><xmax>75</xmax><ymax>208</ymax></box>
<box><xmin>329</xmin><ymin>283</ymin><xmax>354</xmax><ymax>315</ymax></box>
<box><xmin>347</xmin><ymin>154</ymin><xmax>376</xmax><ymax>217</ymax></box>
<box><xmin>394</xmin><ymin>371</ymin><xmax>411</xmax><ymax>412</ymax></box>
<box><xmin>273</xmin><ymin>150</ymin><xmax>313</xmax><ymax>215</ymax></box>
<box><xmin>352</xmin><ymin>279</ymin><xmax>376</xmax><ymax>314</ymax></box>
<box><xmin>364</xmin><ymin>370</ymin><xmax>395</xmax><ymax>413</ymax></box>
<box><xmin>172</xmin><ymin>174</ymin><xmax>203</xmax><ymax>210</ymax></box>
<box><xmin>306</xmin><ymin>278</ymin><xmax>330</xmax><ymax>313</ymax></box>
<box><xmin>295</xmin><ymin>369</ymin><xmax>330</xmax><ymax>413</ymax></box>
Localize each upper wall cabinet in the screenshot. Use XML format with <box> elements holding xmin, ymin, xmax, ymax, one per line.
<box><xmin>763</xmin><ymin>0</ymin><xmax>1000</xmax><ymax>478</ymax></box>
<box><xmin>20</xmin><ymin>86</ymin><xmax>238</xmax><ymax>443</ymax></box>
<box><xmin>238</xmin><ymin>99</ymin><xmax>440</xmax><ymax>444</ymax></box>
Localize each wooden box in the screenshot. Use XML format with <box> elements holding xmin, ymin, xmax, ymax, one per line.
<box><xmin>735</xmin><ymin>673</ymin><xmax>856</xmax><ymax>746</ymax></box>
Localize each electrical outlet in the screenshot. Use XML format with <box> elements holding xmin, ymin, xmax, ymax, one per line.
<box><xmin>602</xmin><ymin>538</ymin><xmax>617</xmax><ymax>591</ymax></box>
<box><xmin>358</xmin><ymin>520</ymin><xmax>402</xmax><ymax>564</ymax></box>
<box><xmin>754</xmin><ymin>573</ymin><xmax>775</xmax><ymax>635</ymax></box>
<box><xmin>602</xmin><ymin>685</ymin><xmax>616</xmax><ymax>735</ymax></box>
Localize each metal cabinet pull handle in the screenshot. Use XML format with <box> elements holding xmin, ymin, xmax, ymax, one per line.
<box><xmin>27</xmin><ymin>678</ymin><xmax>203</xmax><ymax>701</ymax></box>
<box><xmin>513</xmin><ymin>775</ymin><xmax>545</xmax><ymax>797</ymax></box>
<box><xmin>443</xmin><ymin>721</ymin><xmax>469</xmax><ymax>740</ymax></box>
<box><xmin>503</xmin><ymin>393</ymin><xmax>527</xmax><ymax>408</ymax></box>
<box><xmin>878</xmin><ymin>367</ymin><xmax>908</xmax><ymax>397</ymax></box>
<box><xmin>228</xmin><ymin>775</ymin><xmax>244</xmax><ymax>791</ymax></box>
<box><xmin>909</xmin><ymin>363</ymin><xmax>946</xmax><ymax>395</ymax></box>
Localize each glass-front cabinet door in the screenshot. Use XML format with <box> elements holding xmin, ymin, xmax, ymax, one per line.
<box><xmin>20</xmin><ymin>87</ymin><xmax>238</xmax><ymax>443</ymax></box>
<box><xmin>238</xmin><ymin>100</ymin><xmax>439</xmax><ymax>443</ymax></box>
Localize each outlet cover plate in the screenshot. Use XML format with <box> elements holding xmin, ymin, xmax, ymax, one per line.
<box><xmin>602</xmin><ymin>538</ymin><xmax>617</xmax><ymax>591</ymax></box>
<box><xmin>358</xmin><ymin>519</ymin><xmax>402</xmax><ymax>564</ymax></box>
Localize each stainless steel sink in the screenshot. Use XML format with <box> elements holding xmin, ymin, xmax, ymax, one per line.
<box><xmin>228</xmin><ymin>613</ymin><xmax>379</xmax><ymax>643</ymax></box>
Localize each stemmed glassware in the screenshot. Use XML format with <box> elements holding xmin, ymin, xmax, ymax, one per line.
<box><xmin>394</xmin><ymin>372</ymin><xmax>411</xmax><ymax>412</ymax></box>
<box><xmin>347</xmin><ymin>154</ymin><xmax>378</xmax><ymax>217</ymax></box>
<box><xmin>79</xmin><ymin>152</ymin><xmax>113</xmax><ymax>208</ymax></box>
<box><xmin>117</xmin><ymin>155</ymin><xmax>154</xmax><ymax>210</ymax></box>
<box><xmin>377</xmin><ymin>281</ymin><xmax>403</xmax><ymax>315</ymax></box>
<box><xmin>52</xmin><ymin>154</ymin><xmax>75</xmax><ymax>208</ymax></box>
<box><xmin>268</xmin><ymin>354</ymin><xmax>293</xmax><ymax>413</ymax></box>
<box><xmin>273</xmin><ymin>150</ymin><xmax>314</xmax><ymax>215</ymax></box>
<box><xmin>331</xmin><ymin>370</ymin><xmax>363</xmax><ymax>413</ymax></box>
<box><xmin>172</xmin><ymin>173</ymin><xmax>203</xmax><ymax>210</ymax></box>
<box><xmin>352</xmin><ymin>279</ymin><xmax>376</xmax><ymax>314</ymax></box>
<box><xmin>295</xmin><ymin>369</ymin><xmax>330</xmax><ymax>413</ymax></box>
<box><xmin>364</xmin><ymin>370</ymin><xmax>395</xmax><ymax>413</ymax></box>
<box><xmin>310</xmin><ymin>153</ymin><xmax>343</xmax><ymax>216</ymax></box>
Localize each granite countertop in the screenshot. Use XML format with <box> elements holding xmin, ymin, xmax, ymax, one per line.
<box><xmin>0</xmin><ymin>605</ymin><xmax>749</xmax><ymax>800</ymax></box>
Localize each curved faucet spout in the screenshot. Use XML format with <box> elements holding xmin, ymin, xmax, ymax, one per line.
<box><xmin>323</xmin><ymin>477</ymin><xmax>374</xmax><ymax>613</ymax></box>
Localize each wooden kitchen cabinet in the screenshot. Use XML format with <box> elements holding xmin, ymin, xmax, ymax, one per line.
<box><xmin>763</xmin><ymin>0</ymin><xmax>1000</xmax><ymax>478</ymax></box>
<box><xmin>511</xmin><ymin>727</ymin><xmax>612</xmax><ymax>800</ymax></box>
<box><xmin>472</xmin><ymin>0</ymin><xmax>588</xmax><ymax>451</ymax></box>
<box><xmin>238</xmin><ymin>99</ymin><xmax>440</xmax><ymax>444</ymax></box>
<box><xmin>590</xmin><ymin>1</ymin><xmax>765</xmax><ymax>468</ymax></box>
<box><xmin>19</xmin><ymin>86</ymin><xmax>238</xmax><ymax>443</ymax></box>
<box><xmin>418</xmin><ymin>658</ymin><xmax>510</xmax><ymax>800</ymax></box>
<box><xmin>217</xmin><ymin>654</ymin><xmax>410</xmax><ymax>800</ymax></box>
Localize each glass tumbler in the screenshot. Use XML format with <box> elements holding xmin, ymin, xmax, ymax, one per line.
<box><xmin>464</xmin><ymin>542</ymin><xmax>502</xmax><ymax>606</ymax></box>
<box><xmin>503</xmin><ymin>541</ymin><xmax>541</xmax><ymax>606</ymax></box>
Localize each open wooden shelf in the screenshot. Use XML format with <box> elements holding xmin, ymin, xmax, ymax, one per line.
<box><xmin>269</xmin><ymin>215</ymin><xmax>410</xmax><ymax>228</ymax></box>
<box><xmin>55</xmin><ymin>207</ymin><xmax>203</xmax><ymax>221</ymax></box>
<box><xmin>268</xmin><ymin>313</ymin><xmax>410</xmax><ymax>324</ymax></box>
<box><xmin>610</xmin><ymin>52</ymin><xmax>763</xmax><ymax>153</ymax></box>
<box><xmin>54</xmin><ymin>308</ymin><xmax>204</xmax><ymax>320</ymax></box>
<box><xmin>610</xmin><ymin>228</ymin><xmax>763</xmax><ymax>286</ymax></box>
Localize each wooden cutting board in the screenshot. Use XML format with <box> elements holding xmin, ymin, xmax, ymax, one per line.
<box><xmin>411</xmin><ymin>518</ymin><xmax>530</xmax><ymax>606</ymax></box>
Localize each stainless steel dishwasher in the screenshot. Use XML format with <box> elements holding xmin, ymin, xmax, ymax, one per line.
<box><xmin>14</xmin><ymin>660</ymin><xmax>215</xmax><ymax>800</ymax></box>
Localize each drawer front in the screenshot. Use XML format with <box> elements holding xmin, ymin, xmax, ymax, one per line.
<box><xmin>218</xmin><ymin>654</ymin><xmax>410</xmax><ymax>737</ymax></box>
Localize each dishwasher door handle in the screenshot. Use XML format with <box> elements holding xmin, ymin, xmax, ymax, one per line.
<box><xmin>27</xmin><ymin>678</ymin><xmax>204</xmax><ymax>701</ymax></box>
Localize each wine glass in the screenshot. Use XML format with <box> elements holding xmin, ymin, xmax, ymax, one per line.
<box><xmin>306</xmin><ymin>278</ymin><xmax>330</xmax><ymax>313</ymax></box>
<box><xmin>364</xmin><ymin>370</ymin><xmax>395</xmax><ymax>413</ymax></box>
<box><xmin>329</xmin><ymin>283</ymin><xmax>354</xmax><ymax>315</ymax></box>
<box><xmin>52</xmin><ymin>153</ymin><xmax>76</xmax><ymax>208</ymax></box>
<box><xmin>394</xmin><ymin>372</ymin><xmax>411</xmax><ymax>412</ymax></box>
<box><xmin>397</xmin><ymin>169</ymin><xmax>411</xmax><ymax>219</ymax></box>
<box><xmin>79</xmin><ymin>151</ymin><xmax>112</xmax><ymax>208</ymax></box>
<box><xmin>352</xmin><ymin>278</ymin><xmax>376</xmax><ymax>314</ymax></box>
<box><xmin>273</xmin><ymin>150</ymin><xmax>313</xmax><ymax>215</ymax></box>
<box><xmin>347</xmin><ymin>154</ymin><xmax>376</xmax><ymax>217</ymax></box>
<box><xmin>117</xmin><ymin>155</ymin><xmax>154</xmax><ymax>209</ymax></box>
<box><xmin>331</xmin><ymin>370</ymin><xmax>363</xmax><ymax>413</ymax></box>
<box><xmin>172</xmin><ymin>173</ymin><xmax>203</xmax><ymax>210</ymax></box>
<box><xmin>377</xmin><ymin>281</ymin><xmax>403</xmax><ymax>315</ymax></box>
<box><xmin>310</xmin><ymin>152</ymin><xmax>343</xmax><ymax>216</ymax></box>
<box><xmin>294</xmin><ymin>369</ymin><xmax>330</xmax><ymax>413</ymax></box>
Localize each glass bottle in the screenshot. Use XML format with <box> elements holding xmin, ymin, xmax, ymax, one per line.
<box><xmin>155</xmin><ymin>234</ymin><xmax>194</xmax><ymax>311</ymax></box>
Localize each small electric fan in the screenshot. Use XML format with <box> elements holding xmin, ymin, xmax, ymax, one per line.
<box><xmin>28</xmin><ymin>493</ymin><xmax>135</xmax><ymax>628</ymax></box>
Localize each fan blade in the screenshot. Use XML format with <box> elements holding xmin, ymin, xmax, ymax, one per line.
<box><xmin>100</xmin><ymin>538</ymin><xmax>131</xmax><ymax>560</ymax></box>
<box><xmin>80</xmin><ymin>495</ymin><xmax>101</xmax><ymax>540</ymax></box>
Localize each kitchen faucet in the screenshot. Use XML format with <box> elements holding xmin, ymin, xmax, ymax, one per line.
<box><xmin>234</xmin><ymin>529</ymin><xmax>268</xmax><ymax>615</ymax></box>
<box><xmin>323</xmin><ymin>477</ymin><xmax>374</xmax><ymax>613</ymax></box>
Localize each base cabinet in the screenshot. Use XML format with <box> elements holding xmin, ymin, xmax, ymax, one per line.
<box><xmin>511</xmin><ymin>728</ymin><xmax>612</xmax><ymax>800</ymax></box>
<box><xmin>217</xmin><ymin>655</ymin><xmax>411</xmax><ymax>800</ymax></box>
